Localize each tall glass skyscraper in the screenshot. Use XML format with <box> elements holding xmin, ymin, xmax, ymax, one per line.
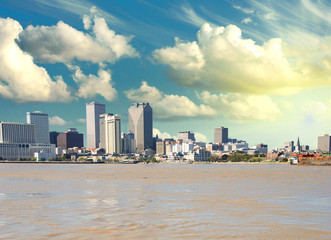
<box><xmin>128</xmin><ymin>103</ymin><xmax>153</xmax><ymax>153</ymax></box>
<box><xmin>86</xmin><ymin>102</ymin><xmax>105</xmax><ymax>149</ymax></box>
<box><xmin>26</xmin><ymin>111</ymin><xmax>49</xmax><ymax>144</ymax></box>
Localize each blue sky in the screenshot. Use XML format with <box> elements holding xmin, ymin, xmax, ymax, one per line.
<box><xmin>0</xmin><ymin>0</ymin><xmax>331</xmax><ymax>149</ymax></box>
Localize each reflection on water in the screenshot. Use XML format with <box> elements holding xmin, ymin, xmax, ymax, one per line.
<box><xmin>0</xmin><ymin>164</ymin><xmax>330</xmax><ymax>239</ymax></box>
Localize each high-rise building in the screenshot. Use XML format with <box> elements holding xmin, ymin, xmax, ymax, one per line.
<box><xmin>122</xmin><ymin>132</ymin><xmax>136</xmax><ymax>154</ymax></box>
<box><xmin>318</xmin><ymin>134</ymin><xmax>331</xmax><ymax>153</ymax></box>
<box><xmin>177</xmin><ymin>131</ymin><xmax>195</xmax><ymax>142</ymax></box>
<box><xmin>49</xmin><ymin>131</ymin><xmax>60</xmax><ymax>146</ymax></box>
<box><xmin>86</xmin><ymin>102</ymin><xmax>105</xmax><ymax>149</ymax></box>
<box><xmin>214</xmin><ymin>127</ymin><xmax>228</xmax><ymax>144</ymax></box>
<box><xmin>99</xmin><ymin>114</ymin><xmax>121</xmax><ymax>154</ymax></box>
<box><xmin>0</xmin><ymin>122</ymin><xmax>35</xmax><ymax>143</ymax></box>
<box><xmin>57</xmin><ymin>128</ymin><xmax>84</xmax><ymax>149</ymax></box>
<box><xmin>27</xmin><ymin>112</ymin><xmax>49</xmax><ymax>144</ymax></box>
<box><xmin>128</xmin><ymin>103</ymin><xmax>153</xmax><ymax>153</ymax></box>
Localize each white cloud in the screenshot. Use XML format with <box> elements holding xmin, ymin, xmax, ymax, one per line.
<box><xmin>153</xmin><ymin>23</ymin><xmax>331</xmax><ymax>95</ymax></box>
<box><xmin>198</xmin><ymin>91</ymin><xmax>283</xmax><ymax>121</ymax></box>
<box><xmin>124</xmin><ymin>81</ymin><xmax>162</xmax><ymax>102</ymax></box>
<box><xmin>153</xmin><ymin>128</ymin><xmax>175</xmax><ymax>139</ymax></box>
<box><xmin>195</xmin><ymin>132</ymin><xmax>208</xmax><ymax>142</ymax></box>
<box><xmin>241</xmin><ymin>17</ymin><xmax>252</xmax><ymax>24</ymax></box>
<box><xmin>49</xmin><ymin>116</ymin><xmax>69</xmax><ymax>126</ymax></box>
<box><xmin>125</xmin><ymin>81</ymin><xmax>216</xmax><ymax>119</ymax></box>
<box><xmin>233</xmin><ymin>5</ymin><xmax>254</xmax><ymax>14</ymax></box>
<box><xmin>303</xmin><ymin>101</ymin><xmax>331</xmax><ymax>119</ymax></box>
<box><xmin>0</xmin><ymin>17</ymin><xmax>72</xmax><ymax>103</ymax></box>
<box><xmin>69</xmin><ymin>65</ymin><xmax>117</xmax><ymax>101</ymax></box>
<box><xmin>17</xmin><ymin>8</ymin><xmax>138</xmax><ymax>64</ymax></box>
<box><xmin>77</xmin><ymin>118</ymin><xmax>86</xmax><ymax>124</ymax></box>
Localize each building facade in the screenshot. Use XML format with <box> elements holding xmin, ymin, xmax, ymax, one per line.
<box><xmin>128</xmin><ymin>103</ymin><xmax>153</xmax><ymax>153</ymax></box>
<box><xmin>100</xmin><ymin>114</ymin><xmax>121</xmax><ymax>154</ymax></box>
<box><xmin>0</xmin><ymin>122</ymin><xmax>35</xmax><ymax>143</ymax></box>
<box><xmin>57</xmin><ymin>128</ymin><xmax>84</xmax><ymax>149</ymax></box>
<box><xmin>177</xmin><ymin>131</ymin><xmax>195</xmax><ymax>142</ymax></box>
<box><xmin>86</xmin><ymin>102</ymin><xmax>105</xmax><ymax>149</ymax></box>
<box><xmin>122</xmin><ymin>132</ymin><xmax>136</xmax><ymax>154</ymax></box>
<box><xmin>214</xmin><ymin>127</ymin><xmax>228</xmax><ymax>144</ymax></box>
<box><xmin>27</xmin><ymin>112</ymin><xmax>50</xmax><ymax>144</ymax></box>
<box><xmin>318</xmin><ymin>134</ymin><xmax>331</xmax><ymax>153</ymax></box>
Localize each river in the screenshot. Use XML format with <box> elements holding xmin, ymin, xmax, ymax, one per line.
<box><xmin>0</xmin><ymin>163</ymin><xmax>330</xmax><ymax>239</ymax></box>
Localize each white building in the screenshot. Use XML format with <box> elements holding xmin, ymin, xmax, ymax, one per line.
<box><xmin>185</xmin><ymin>149</ymin><xmax>211</xmax><ymax>161</ymax></box>
<box><xmin>100</xmin><ymin>114</ymin><xmax>121</xmax><ymax>154</ymax></box>
<box><xmin>0</xmin><ymin>143</ymin><xmax>55</xmax><ymax>160</ymax></box>
<box><xmin>86</xmin><ymin>102</ymin><xmax>105</xmax><ymax>149</ymax></box>
<box><xmin>0</xmin><ymin>122</ymin><xmax>35</xmax><ymax>143</ymax></box>
<box><xmin>27</xmin><ymin>112</ymin><xmax>50</xmax><ymax>144</ymax></box>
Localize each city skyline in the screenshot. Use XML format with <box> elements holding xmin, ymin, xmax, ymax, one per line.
<box><xmin>0</xmin><ymin>0</ymin><xmax>331</xmax><ymax>149</ymax></box>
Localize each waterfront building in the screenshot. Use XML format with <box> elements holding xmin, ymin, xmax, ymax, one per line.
<box><xmin>156</xmin><ymin>140</ymin><xmax>166</xmax><ymax>155</ymax></box>
<box><xmin>0</xmin><ymin>143</ymin><xmax>55</xmax><ymax>160</ymax></box>
<box><xmin>122</xmin><ymin>132</ymin><xmax>136</xmax><ymax>154</ymax></box>
<box><xmin>49</xmin><ymin>131</ymin><xmax>60</xmax><ymax>146</ymax></box>
<box><xmin>252</xmin><ymin>144</ymin><xmax>268</xmax><ymax>154</ymax></box>
<box><xmin>185</xmin><ymin>149</ymin><xmax>211</xmax><ymax>161</ymax></box>
<box><xmin>57</xmin><ymin>128</ymin><xmax>84</xmax><ymax>149</ymax></box>
<box><xmin>100</xmin><ymin>114</ymin><xmax>121</xmax><ymax>154</ymax></box>
<box><xmin>177</xmin><ymin>131</ymin><xmax>195</xmax><ymax>142</ymax></box>
<box><xmin>128</xmin><ymin>103</ymin><xmax>153</xmax><ymax>153</ymax></box>
<box><xmin>86</xmin><ymin>102</ymin><xmax>105</xmax><ymax>149</ymax></box>
<box><xmin>214</xmin><ymin>127</ymin><xmax>228</xmax><ymax>144</ymax></box>
<box><xmin>318</xmin><ymin>134</ymin><xmax>331</xmax><ymax>153</ymax></box>
<box><xmin>27</xmin><ymin>112</ymin><xmax>50</xmax><ymax>144</ymax></box>
<box><xmin>0</xmin><ymin>122</ymin><xmax>35</xmax><ymax>143</ymax></box>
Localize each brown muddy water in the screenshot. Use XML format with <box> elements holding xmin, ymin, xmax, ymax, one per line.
<box><xmin>0</xmin><ymin>164</ymin><xmax>330</xmax><ymax>239</ymax></box>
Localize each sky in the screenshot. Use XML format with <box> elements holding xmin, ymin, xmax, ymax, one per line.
<box><xmin>0</xmin><ymin>0</ymin><xmax>330</xmax><ymax>149</ymax></box>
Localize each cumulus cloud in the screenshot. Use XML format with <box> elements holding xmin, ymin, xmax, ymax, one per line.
<box><xmin>17</xmin><ymin>7</ymin><xmax>138</xmax><ymax>64</ymax></box>
<box><xmin>69</xmin><ymin>65</ymin><xmax>117</xmax><ymax>101</ymax></box>
<box><xmin>125</xmin><ymin>81</ymin><xmax>216</xmax><ymax>119</ymax></box>
<box><xmin>153</xmin><ymin>128</ymin><xmax>175</xmax><ymax>139</ymax></box>
<box><xmin>0</xmin><ymin>17</ymin><xmax>72</xmax><ymax>102</ymax></box>
<box><xmin>195</xmin><ymin>132</ymin><xmax>208</xmax><ymax>142</ymax></box>
<box><xmin>153</xmin><ymin>23</ymin><xmax>331</xmax><ymax>95</ymax></box>
<box><xmin>49</xmin><ymin>116</ymin><xmax>70</xmax><ymax>126</ymax></box>
<box><xmin>198</xmin><ymin>91</ymin><xmax>283</xmax><ymax>121</ymax></box>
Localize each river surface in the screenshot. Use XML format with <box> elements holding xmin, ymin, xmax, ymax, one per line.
<box><xmin>0</xmin><ymin>163</ymin><xmax>330</xmax><ymax>239</ymax></box>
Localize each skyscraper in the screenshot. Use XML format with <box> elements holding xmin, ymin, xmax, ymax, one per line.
<box><xmin>128</xmin><ymin>103</ymin><xmax>153</xmax><ymax>153</ymax></box>
<box><xmin>214</xmin><ymin>127</ymin><xmax>228</xmax><ymax>144</ymax></box>
<box><xmin>99</xmin><ymin>114</ymin><xmax>121</xmax><ymax>154</ymax></box>
<box><xmin>318</xmin><ymin>134</ymin><xmax>331</xmax><ymax>153</ymax></box>
<box><xmin>0</xmin><ymin>122</ymin><xmax>35</xmax><ymax>143</ymax></box>
<box><xmin>27</xmin><ymin>112</ymin><xmax>49</xmax><ymax>144</ymax></box>
<box><xmin>86</xmin><ymin>102</ymin><xmax>105</xmax><ymax>149</ymax></box>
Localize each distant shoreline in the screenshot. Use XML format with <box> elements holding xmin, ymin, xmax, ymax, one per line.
<box><xmin>0</xmin><ymin>160</ymin><xmax>289</xmax><ymax>165</ymax></box>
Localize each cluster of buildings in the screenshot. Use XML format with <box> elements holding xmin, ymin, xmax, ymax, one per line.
<box><xmin>0</xmin><ymin>101</ymin><xmax>330</xmax><ymax>162</ymax></box>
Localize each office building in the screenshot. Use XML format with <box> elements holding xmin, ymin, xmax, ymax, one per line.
<box><xmin>86</xmin><ymin>102</ymin><xmax>105</xmax><ymax>149</ymax></box>
<box><xmin>156</xmin><ymin>140</ymin><xmax>166</xmax><ymax>155</ymax></box>
<box><xmin>318</xmin><ymin>134</ymin><xmax>331</xmax><ymax>153</ymax></box>
<box><xmin>57</xmin><ymin>128</ymin><xmax>84</xmax><ymax>149</ymax></box>
<box><xmin>122</xmin><ymin>132</ymin><xmax>136</xmax><ymax>154</ymax></box>
<box><xmin>27</xmin><ymin>112</ymin><xmax>50</xmax><ymax>144</ymax></box>
<box><xmin>177</xmin><ymin>131</ymin><xmax>195</xmax><ymax>142</ymax></box>
<box><xmin>0</xmin><ymin>122</ymin><xmax>55</xmax><ymax>160</ymax></box>
<box><xmin>214</xmin><ymin>127</ymin><xmax>228</xmax><ymax>144</ymax></box>
<box><xmin>50</xmin><ymin>131</ymin><xmax>60</xmax><ymax>146</ymax></box>
<box><xmin>128</xmin><ymin>103</ymin><xmax>153</xmax><ymax>153</ymax></box>
<box><xmin>100</xmin><ymin>114</ymin><xmax>121</xmax><ymax>154</ymax></box>
<box><xmin>0</xmin><ymin>122</ymin><xmax>35</xmax><ymax>143</ymax></box>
